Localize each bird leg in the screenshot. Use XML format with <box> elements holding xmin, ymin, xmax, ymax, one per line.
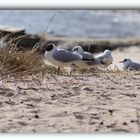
<box><xmin>68</xmin><ymin>67</ymin><xmax>72</xmax><ymax>76</ymax></box>
<box><xmin>57</xmin><ymin>66</ymin><xmax>60</xmax><ymax>75</ymax></box>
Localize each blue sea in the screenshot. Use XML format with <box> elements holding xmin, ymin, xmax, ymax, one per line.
<box><xmin>0</xmin><ymin>10</ymin><xmax>140</xmax><ymax>38</ymax></box>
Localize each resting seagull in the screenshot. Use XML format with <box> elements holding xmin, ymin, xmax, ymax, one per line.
<box><xmin>95</xmin><ymin>50</ymin><xmax>113</xmax><ymax>68</ymax></box>
<box><xmin>72</xmin><ymin>46</ymin><xmax>101</xmax><ymax>69</ymax></box>
<box><xmin>119</xmin><ymin>58</ymin><xmax>140</xmax><ymax>71</ymax></box>
<box><xmin>44</xmin><ymin>44</ymin><xmax>82</xmax><ymax>75</ymax></box>
<box><xmin>72</xmin><ymin>46</ymin><xmax>93</xmax><ymax>59</ymax></box>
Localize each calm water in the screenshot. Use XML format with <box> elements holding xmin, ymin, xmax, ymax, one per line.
<box><xmin>0</xmin><ymin>10</ymin><xmax>140</xmax><ymax>38</ymax></box>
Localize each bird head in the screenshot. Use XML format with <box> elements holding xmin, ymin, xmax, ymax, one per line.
<box><xmin>72</xmin><ymin>46</ymin><xmax>84</xmax><ymax>54</ymax></box>
<box><xmin>119</xmin><ymin>58</ymin><xmax>132</xmax><ymax>65</ymax></box>
<box><xmin>104</xmin><ymin>50</ymin><xmax>111</xmax><ymax>55</ymax></box>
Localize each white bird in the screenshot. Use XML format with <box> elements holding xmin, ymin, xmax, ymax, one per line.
<box><xmin>44</xmin><ymin>44</ymin><xmax>82</xmax><ymax>75</ymax></box>
<box><xmin>119</xmin><ymin>58</ymin><xmax>140</xmax><ymax>71</ymax></box>
<box><xmin>72</xmin><ymin>46</ymin><xmax>101</xmax><ymax>69</ymax></box>
<box><xmin>72</xmin><ymin>46</ymin><xmax>93</xmax><ymax>59</ymax></box>
<box><xmin>95</xmin><ymin>50</ymin><xmax>113</xmax><ymax>68</ymax></box>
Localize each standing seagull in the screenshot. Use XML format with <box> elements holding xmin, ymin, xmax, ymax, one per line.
<box><xmin>119</xmin><ymin>58</ymin><xmax>140</xmax><ymax>71</ymax></box>
<box><xmin>72</xmin><ymin>46</ymin><xmax>101</xmax><ymax>69</ymax></box>
<box><xmin>44</xmin><ymin>43</ymin><xmax>82</xmax><ymax>75</ymax></box>
<box><xmin>95</xmin><ymin>50</ymin><xmax>113</xmax><ymax>68</ymax></box>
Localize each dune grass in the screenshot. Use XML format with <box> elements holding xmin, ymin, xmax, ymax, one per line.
<box><xmin>0</xmin><ymin>36</ymin><xmax>59</xmax><ymax>79</ymax></box>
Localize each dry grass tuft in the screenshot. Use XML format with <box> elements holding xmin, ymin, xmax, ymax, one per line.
<box><xmin>0</xmin><ymin>36</ymin><xmax>59</xmax><ymax>79</ymax></box>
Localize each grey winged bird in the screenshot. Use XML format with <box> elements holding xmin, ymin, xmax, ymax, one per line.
<box><xmin>44</xmin><ymin>44</ymin><xmax>82</xmax><ymax>75</ymax></box>
<box><xmin>95</xmin><ymin>50</ymin><xmax>113</xmax><ymax>68</ymax></box>
<box><xmin>72</xmin><ymin>45</ymin><xmax>101</xmax><ymax>68</ymax></box>
<box><xmin>119</xmin><ymin>58</ymin><xmax>140</xmax><ymax>71</ymax></box>
<box><xmin>72</xmin><ymin>46</ymin><xmax>93</xmax><ymax>59</ymax></box>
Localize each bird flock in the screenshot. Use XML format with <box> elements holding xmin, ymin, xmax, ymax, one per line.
<box><xmin>44</xmin><ymin>43</ymin><xmax>140</xmax><ymax>75</ymax></box>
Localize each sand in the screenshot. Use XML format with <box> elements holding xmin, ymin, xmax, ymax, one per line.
<box><xmin>0</xmin><ymin>46</ymin><xmax>140</xmax><ymax>133</ymax></box>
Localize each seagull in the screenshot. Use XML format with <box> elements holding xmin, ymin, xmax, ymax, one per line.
<box><xmin>72</xmin><ymin>46</ymin><xmax>93</xmax><ymax>59</ymax></box>
<box><xmin>119</xmin><ymin>58</ymin><xmax>140</xmax><ymax>71</ymax></box>
<box><xmin>72</xmin><ymin>46</ymin><xmax>101</xmax><ymax>69</ymax></box>
<box><xmin>44</xmin><ymin>43</ymin><xmax>82</xmax><ymax>75</ymax></box>
<box><xmin>95</xmin><ymin>50</ymin><xmax>113</xmax><ymax>68</ymax></box>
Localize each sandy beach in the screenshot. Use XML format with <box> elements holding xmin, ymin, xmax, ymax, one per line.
<box><xmin>0</xmin><ymin>46</ymin><xmax>140</xmax><ymax>133</ymax></box>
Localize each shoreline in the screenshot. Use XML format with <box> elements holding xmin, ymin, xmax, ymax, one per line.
<box><xmin>1</xmin><ymin>25</ymin><xmax>140</xmax><ymax>53</ymax></box>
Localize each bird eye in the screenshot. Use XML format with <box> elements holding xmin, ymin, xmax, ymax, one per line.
<box><xmin>46</xmin><ymin>44</ymin><xmax>54</xmax><ymax>51</ymax></box>
<box><xmin>124</xmin><ymin>59</ymin><xmax>128</xmax><ymax>62</ymax></box>
<box><xmin>74</xmin><ymin>48</ymin><xmax>78</xmax><ymax>51</ymax></box>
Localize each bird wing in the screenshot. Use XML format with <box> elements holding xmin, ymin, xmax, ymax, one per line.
<box><xmin>83</xmin><ymin>52</ymin><xmax>93</xmax><ymax>59</ymax></box>
<box><xmin>96</xmin><ymin>55</ymin><xmax>113</xmax><ymax>64</ymax></box>
<box><xmin>84</xmin><ymin>58</ymin><xmax>101</xmax><ymax>66</ymax></box>
<box><xmin>53</xmin><ymin>49</ymin><xmax>82</xmax><ymax>63</ymax></box>
<box><xmin>128</xmin><ymin>63</ymin><xmax>140</xmax><ymax>71</ymax></box>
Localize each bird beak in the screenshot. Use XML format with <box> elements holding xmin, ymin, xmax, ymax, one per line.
<box><xmin>119</xmin><ymin>60</ymin><xmax>123</xmax><ymax>63</ymax></box>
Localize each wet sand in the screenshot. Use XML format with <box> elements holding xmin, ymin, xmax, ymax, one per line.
<box><xmin>0</xmin><ymin>46</ymin><xmax>140</xmax><ymax>133</ymax></box>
